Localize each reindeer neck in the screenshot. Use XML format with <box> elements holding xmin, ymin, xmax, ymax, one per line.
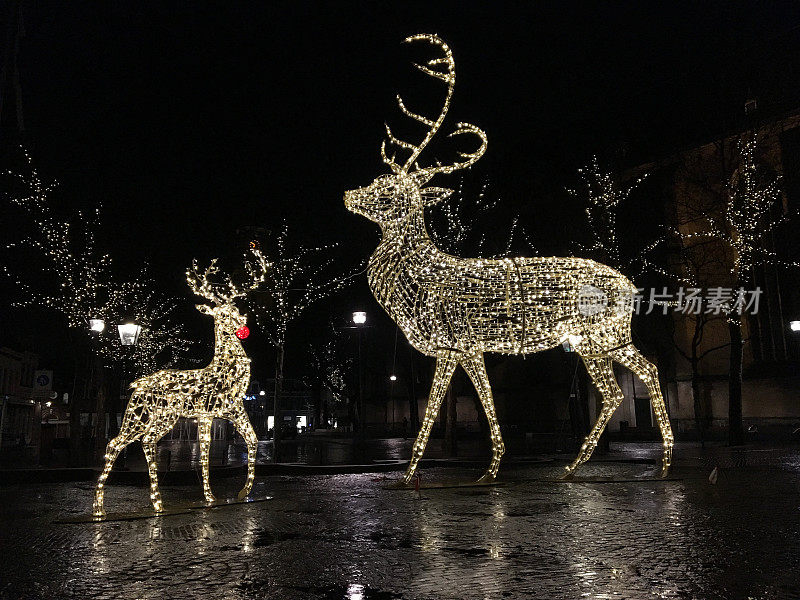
<box><xmin>211</xmin><ymin>322</ymin><xmax>246</xmax><ymax>363</ymax></box>
<box><xmin>369</xmin><ymin>208</ymin><xmax>444</xmax><ymax>302</ymax></box>
<box><xmin>379</xmin><ymin>209</ymin><xmax>437</xmax><ymax>254</ymax></box>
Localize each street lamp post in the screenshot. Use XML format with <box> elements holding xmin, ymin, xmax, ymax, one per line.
<box><xmin>352</xmin><ymin>312</ymin><xmax>366</xmax><ymax>438</ymax></box>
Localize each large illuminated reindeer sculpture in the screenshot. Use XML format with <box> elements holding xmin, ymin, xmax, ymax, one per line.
<box><xmin>93</xmin><ymin>249</ymin><xmax>269</xmax><ymax>516</ymax></box>
<box><xmin>345</xmin><ymin>34</ymin><xmax>674</xmax><ymax>485</ymax></box>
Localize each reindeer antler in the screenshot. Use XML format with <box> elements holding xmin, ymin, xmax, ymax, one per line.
<box><xmin>186</xmin><ymin>249</ymin><xmax>270</xmax><ymax>305</ymax></box>
<box><xmin>225</xmin><ymin>248</ymin><xmax>271</xmax><ymax>300</ymax></box>
<box><xmin>381</xmin><ymin>33</ymin><xmax>487</xmax><ymax>177</ymax></box>
<box><xmin>187</xmin><ymin>259</ymin><xmax>227</xmax><ymax>305</ymax></box>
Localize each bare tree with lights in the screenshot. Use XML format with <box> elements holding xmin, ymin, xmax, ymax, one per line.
<box><xmin>99</xmin><ymin>268</ymin><xmax>195</xmax><ymax>379</ymax></box>
<box><xmin>430</xmin><ymin>174</ymin><xmax>536</xmax><ymax>259</ymax></box>
<box><xmin>643</xmin><ymin>134</ymin><xmax>793</xmax><ymax>445</ymax></box>
<box><xmin>569</xmin><ymin>155</ymin><xmax>647</xmax><ymax>272</ymax></box>
<box><xmin>247</xmin><ymin>222</ymin><xmax>352</xmax><ymax>460</ymax></box>
<box><xmin>3</xmin><ymin>148</ymin><xmax>111</xmax><ymax>328</ymax></box>
<box><xmin>305</xmin><ymin>322</ymin><xmax>353</xmax><ymax>430</ymax></box>
<box><xmin>639</xmin><ymin>232</ymin><xmax>731</xmax><ymax>445</ymax></box>
<box><xmin>3</xmin><ymin>148</ymin><xmax>194</xmax><ymax>453</ymax></box>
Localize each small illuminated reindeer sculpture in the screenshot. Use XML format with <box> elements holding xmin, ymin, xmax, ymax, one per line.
<box><xmin>344</xmin><ymin>34</ymin><xmax>673</xmax><ymax>485</ymax></box>
<box><xmin>93</xmin><ymin>250</ymin><xmax>269</xmax><ymax>516</ymax></box>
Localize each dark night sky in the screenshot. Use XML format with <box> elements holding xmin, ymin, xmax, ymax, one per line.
<box><xmin>4</xmin><ymin>2</ymin><xmax>800</xmax><ymax>382</ymax></box>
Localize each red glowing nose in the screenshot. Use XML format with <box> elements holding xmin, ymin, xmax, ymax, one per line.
<box><xmin>235</xmin><ymin>326</ymin><xmax>250</xmax><ymax>340</ymax></box>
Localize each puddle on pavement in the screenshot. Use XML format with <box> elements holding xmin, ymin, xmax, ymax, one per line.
<box><xmin>251</xmin><ymin>529</ymin><xmax>301</xmax><ymax>547</ymax></box>
<box><xmin>442</xmin><ymin>546</ymin><xmax>491</xmax><ymax>557</ymax></box>
<box><xmin>292</xmin><ymin>584</ymin><xmax>401</xmax><ymax>599</ymax></box>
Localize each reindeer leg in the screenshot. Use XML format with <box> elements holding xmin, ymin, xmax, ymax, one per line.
<box><xmin>460</xmin><ymin>353</ymin><xmax>505</xmax><ymax>482</ymax></box>
<box><xmin>401</xmin><ymin>351</ymin><xmax>458</xmax><ymax>485</ymax></box>
<box><xmin>141</xmin><ymin>435</ymin><xmax>163</xmax><ymax>512</ymax></box>
<box><xmin>93</xmin><ymin>433</ymin><xmax>133</xmax><ymax>516</ymax></box>
<box><xmin>461</xmin><ymin>354</ymin><xmax>504</xmax><ymax>482</ymax></box>
<box><xmin>231</xmin><ymin>413</ymin><xmax>258</xmax><ymax>500</ymax></box>
<box><xmin>563</xmin><ymin>356</ymin><xmax>624</xmax><ymax>479</ymax></box>
<box><xmin>611</xmin><ymin>346</ymin><xmax>674</xmax><ymax>477</ymax></box>
<box><xmin>198</xmin><ymin>418</ymin><xmax>215</xmax><ymax>503</ymax></box>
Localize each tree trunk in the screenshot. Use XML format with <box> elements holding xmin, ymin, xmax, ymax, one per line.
<box><xmin>92</xmin><ymin>358</ymin><xmax>107</xmax><ymax>452</ymax></box>
<box><xmin>443</xmin><ymin>385</ymin><xmax>457</xmax><ymax>457</ymax></box>
<box><xmin>69</xmin><ymin>340</ymin><xmax>86</xmax><ymax>466</ymax></box>
<box><xmin>69</xmin><ymin>388</ymin><xmax>82</xmax><ymax>466</ymax></box>
<box><xmin>321</xmin><ymin>395</ymin><xmax>330</xmax><ymax>430</ymax></box>
<box><xmin>270</xmin><ymin>344</ymin><xmax>285</xmax><ymax>462</ymax></box>
<box><xmin>728</xmin><ymin>315</ymin><xmax>745</xmax><ymax>446</ymax></box>
<box><xmin>311</xmin><ymin>380</ymin><xmax>322</xmax><ymax>431</ymax></box>
<box><xmin>691</xmin><ymin>360</ymin><xmax>705</xmax><ymax>447</ymax></box>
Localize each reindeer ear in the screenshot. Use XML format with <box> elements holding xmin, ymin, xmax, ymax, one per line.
<box><xmin>420</xmin><ymin>187</ymin><xmax>454</xmax><ymax>207</ymax></box>
<box><xmin>411</xmin><ymin>171</ymin><xmax>433</xmax><ymax>188</ymax></box>
<box><xmin>196</xmin><ymin>304</ymin><xmax>214</xmax><ymax>315</ymax></box>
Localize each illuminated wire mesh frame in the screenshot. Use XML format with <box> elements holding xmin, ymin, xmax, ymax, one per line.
<box><xmin>93</xmin><ymin>250</ymin><xmax>269</xmax><ymax>516</ymax></box>
<box><xmin>344</xmin><ymin>34</ymin><xmax>673</xmax><ymax>484</ymax></box>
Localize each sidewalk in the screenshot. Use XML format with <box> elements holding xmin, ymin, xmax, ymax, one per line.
<box><xmin>3</xmin><ymin>440</ymin><xmax>799</xmax><ymax>485</ymax></box>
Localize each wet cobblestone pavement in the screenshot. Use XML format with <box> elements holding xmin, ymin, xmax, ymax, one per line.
<box><xmin>2</xmin><ymin>447</ymin><xmax>800</xmax><ymax>599</ymax></box>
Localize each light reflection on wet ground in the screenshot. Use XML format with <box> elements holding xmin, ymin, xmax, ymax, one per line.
<box><xmin>1</xmin><ymin>455</ymin><xmax>800</xmax><ymax>599</ymax></box>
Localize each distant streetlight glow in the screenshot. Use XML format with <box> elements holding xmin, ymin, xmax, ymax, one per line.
<box><xmin>89</xmin><ymin>318</ymin><xmax>105</xmax><ymax>333</ymax></box>
<box><xmin>790</xmin><ymin>320</ymin><xmax>800</xmax><ymax>332</ymax></box>
<box><xmin>389</xmin><ymin>374</ymin><xmax>397</xmax><ymax>381</ymax></box>
<box><xmin>352</xmin><ymin>311</ymin><xmax>367</xmax><ymax>325</ymax></box>
<box><xmin>259</xmin><ymin>390</ymin><xmax>266</xmax><ymax>396</ymax></box>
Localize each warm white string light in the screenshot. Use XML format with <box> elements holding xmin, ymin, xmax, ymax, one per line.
<box><xmin>93</xmin><ymin>249</ymin><xmax>269</xmax><ymax>516</ymax></box>
<box><xmin>345</xmin><ymin>34</ymin><xmax>673</xmax><ymax>484</ymax></box>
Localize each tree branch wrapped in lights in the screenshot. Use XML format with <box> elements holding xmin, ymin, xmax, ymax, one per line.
<box><xmin>345</xmin><ymin>34</ymin><xmax>673</xmax><ymax>484</ymax></box>
<box><xmin>93</xmin><ymin>249</ymin><xmax>269</xmax><ymax>516</ymax></box>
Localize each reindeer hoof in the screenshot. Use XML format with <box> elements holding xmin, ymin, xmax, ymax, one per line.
<box><xmin>475</xmin><ymin>472</ymin><xmax>496</xmax><ymax>484</ymax></box>
<box><xmin>559</xmin><ymin>468</ymin><xmax>576</xmax><ymax>481</ymax></box>
<box><xmin>236</xmin><ymin>489</ymin><xmax>249</xmax><ymax>501</ymax></box>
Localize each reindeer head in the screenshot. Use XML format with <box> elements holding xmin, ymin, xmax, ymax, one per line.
<box><xmin>186</xmin><ymin>248</ymin><xmax>270</xmax><ymax>339</ymax></box>
<box><xmin>344</xmin><ymin>34</ymin><xmax>487</xmax><ymax>228</ymax></box>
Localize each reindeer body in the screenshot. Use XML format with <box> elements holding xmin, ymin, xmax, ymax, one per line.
<box><xmin>93</xmin><ymin>251</ymin><xmax>268</xmax><ymax>516</ymax></box>
<box><xmin>346</xmin><ymin>34</ymin><xmax>674</xmax><ymax>485</ymax></box>
<box><xmin>369</xmin><ymin>213</ymin><xmax>638</xmax><ymax>358</ymax></box>
<box><xmin>127</xmin><ymin>328</ymin><xmax>251</xmax><ymax>419</ymax></box>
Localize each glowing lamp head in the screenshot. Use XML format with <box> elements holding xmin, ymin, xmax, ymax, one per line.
<box><xmin>389</xmin><ymin>374</ymin><xmax>397</xmax><ymax>382</ymax></box>
<box><xmin>352</xmin><ymin>311</ymin><xmax>367</xmax><ymax>325</ymax></box>
<box><xmin>235</xmin><ymin>325</ymin><xmax>250</xmax><ymax>340</ymax></box>
<box><xmin>790</xmin><ymin>321</ymin><xmax>800</xmax><ymax>332</ymax></box>
<box><xmin>89</xmin><ymin>318</ymin><xmax>106</xmax><ymax>333</ymax></box>
<box><xmin>117</xmin><ymin>323</ymin><xmax>142</xmax><ymax>346</ymax></box>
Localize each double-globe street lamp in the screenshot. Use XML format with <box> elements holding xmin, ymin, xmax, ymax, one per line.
<box><xmin>88</xmin><ymin>318</ymin><xmax>142</xmax><ymax>346</ymax></box>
